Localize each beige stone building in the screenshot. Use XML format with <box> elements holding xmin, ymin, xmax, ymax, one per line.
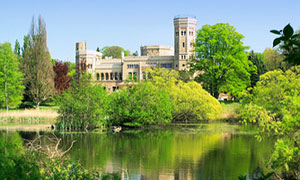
<box><xmin>76</xmin><ymin>16</ymin><xmax>197</xmax><ymax>91</ymax></box>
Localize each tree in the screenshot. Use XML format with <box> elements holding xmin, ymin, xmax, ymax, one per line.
<box><xmin>55</xmin><ymin>74</ymin><xmax>107</xmax><ymax>130</ymax></box>
<box><xmin>170</xmin><ymin>81</ymin><xmax>222</xmax><ymax>122</ymax></box>
<box><xmin>271</xmin><ymin>24</ymin><xmax>300</xmax><ymax>66</ymax></box>
<box><xmin>22</xmin><ymin>16</ymin><xmax>55</xmax><ymax>109</ymax></box>
<box><xmin>248</xmin><ymin>51</ymin><xmax>268</xmax><ymax>87</ymax></box>
<box><xmin>100</xmin><ymin>46</ymin><xmax>128</xmax><ymax>58</ymax></box>
<box><xmin>240</xmin><ymin>67</ymin><xmax>300</xmax><ymax>179</ymax></box>
<box><xmin>96</xmin><ymin>47</ymin><xmax>100</xmax><ymax>52</ymax></box>
<box><xmin>262</xmin><ymin>48</ymin><xmax>284</xmax><ymax>71</ymax></box>
<box><xmin>107</xmin><ymin>81</ymin><xmax>173</xmax><ymax>126</ymax></box>
<box><xmin>144</xmin><ymin>68</ymin><xmax>222</xmax><ymax>122</ymax></box>
<box><xmin>192</xmin><ymin>23</ymin><xmax>254</xmax><ymax>99</ymax></box>
<box><xmin>0</xmin><ymin>43</ymin><xmax>25</xmax><ymax>112</ymax></box>
<box><xmin>53</xmin><ymin>61</ymin><xmax>72</xmax><ymax>94</ymax></box>
<box><xmin>14</xmin><ymin>40</ymin><xmax>21</xmax><ymax>57</ymax></box>
<box><xmin>132</xmin><ymin>51</ymin><xmax>138</xmax><ymax>56</ymax></box>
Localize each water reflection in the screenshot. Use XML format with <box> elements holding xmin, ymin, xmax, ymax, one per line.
<box><xmin>3</xmin><ymin>123</ymin><xmax>274</xmax><ymax>180</ymax></box>
<box><xmin>60</xmin><ymin>124</ymin><xmax>274</xmax><ymax>180</ymax></box>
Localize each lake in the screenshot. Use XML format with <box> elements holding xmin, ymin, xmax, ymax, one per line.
<box><xmin>2</xmin><ymin>123</ymin><xmax>274</xmax><ymax>180</ymax></box>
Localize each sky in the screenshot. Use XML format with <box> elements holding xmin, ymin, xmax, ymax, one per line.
<box><xmin>1</xmin><ymin>0</ymin><xmax>300</xmax><ymax>62</ymax></box>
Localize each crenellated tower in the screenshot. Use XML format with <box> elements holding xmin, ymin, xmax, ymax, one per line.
<box><xmin>173</xmin><ymin>16</ymin><xmax>197</xmax><ymax>70</ymax></box>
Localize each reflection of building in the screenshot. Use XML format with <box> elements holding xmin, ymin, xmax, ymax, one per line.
<box><xmin>76</xmin><ymin>16</ymin><xmax>197</xmax><ymax>92</ymax></box>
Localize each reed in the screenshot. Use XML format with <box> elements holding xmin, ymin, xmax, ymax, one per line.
<box><xmin>0</xmin><ymin>109</ymin><xmax>58</xmax><ymax>125</ymax></box>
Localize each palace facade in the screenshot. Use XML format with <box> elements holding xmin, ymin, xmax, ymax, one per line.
<box><xmin>76</xmin><ymin>16</ymin><xmax>197</xmax><ymax>91</ymax></box>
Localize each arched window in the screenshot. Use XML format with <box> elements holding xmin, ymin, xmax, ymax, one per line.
<box><xmin>183</xmin><ymin>42</ymin><xmax>185</xmax><ymax>48</ymax></box>
<box><xmin>105</xmin><ymin>73</ymin><xmax>109</xmax><ymax>80</ymax></box>
<box><xmin>96</xmin><ymin>73</ymin><xmax>99</xmax><ymax>80</ymax></box>
<box><xmin>110</xmin><ymin>73</ymin><xmax>113</xmax><ymax>80</ymax></box>
<box><xmin>101</xmin><ymin>73</ymin><xmax>104</xmax><ymax>80</ymax></box>
<box><xmin>115</xmin><ymin>72</ymin><xmax>118</xmax><ymax>80</ymax></box>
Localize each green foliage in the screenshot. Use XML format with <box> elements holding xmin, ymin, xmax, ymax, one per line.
<box><xmin>192</xmin><ymin>23</ymin><xmax>254</xmax><ymax>99</ymax></box>
<box><xmin>100</xmin><ymin>46</ymin><xmax>128</xmax><ymax>58</ymax></box>
<box><xmin>178</xmin><ymin>70</ymin><xmax>193</xmax><ymax>82</ymax></box>
<box><xmin>145</xmin><ymin>68</ymin><xmax>222</xmax><ymax>122</ymax></box>
<box><xmin>271</xmin><ymin>24</ymin><xmax>300</xmax><ymax>66</ymax></box>
<box><xmin>107</xmin><ymin>81</ymin><xmax>173</xmax><ymax>126</ymax></box>
<box><xmin>0</xmin><ymin>132</ymin><xmax>118</xmax><ymax>180</ymax></box>
<box><xmin>22</xmin><ymin>16</ymin><xmax>55</xmax><ymax>109</ymax></box>
<box><xmin>248</xmin><ymin>51</ymin><xmax>268</xmax><ymax>87</ymax></box>
<box><xmin>0</xmin><ymin>42</ymin><xmax>25</xmax><ymax>111</ymax></box>
<box><xmin>238</xmin><ymin>172</ymin><xmax>274</xmax><ymax>180</ymax></box>
<box><xmin>55</xmin><ymin>74</ymin><xmax>107</xmax><ymax>130</ymax></box>
<box><xmin>240</xmin><ymin>67</ymin><xmax>300</xmax><ymax>179</ymax></box>
<box><xmin>262</xmin><ymin>48</ymin><xmax>285</xmax><ymax>71</ymax></box>
<box><xmin>170</xmin><ymin>81</ymin><xmax>222</xmax><ymax>121</ymax></box>
<box><xmin>0</xmin><ymin>133</ymin><xmax>41</xmax><ymax>180</ymax></box>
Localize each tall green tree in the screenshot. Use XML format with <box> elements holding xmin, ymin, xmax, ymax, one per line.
<box><xmin>248</xmin><ymin>51</ymin><xmax>268</xmax><ymax>87</ymax></box>
<box><xmin>22</xmin><ymin>16</ymin><xmax>55</xmax><ymax>109</ymax></box>
<box><xmin>192</xmin><ymin>23</ymin><xmax>254</xmax><ymax>99</ymax></box>
<box><xmin>262</xmin><ymin>48</ymin><xmax>285</xmax><ymax>71</ymax></box>
<box><xmin>14</xmin><ymin>40</ymin><xmax>21</xmax><ymax>57</ymax></box>
<box><xmin>0</xmin><ymin>43</ymin><xmax>25</xmax><ymax>112</ymax></box>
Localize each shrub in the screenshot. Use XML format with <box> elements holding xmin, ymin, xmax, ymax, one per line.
<box><xmin>170</xmin><ymin>81</ymin><xmax>222</xmax><ymax>122</ymax></box>
<box><xmin>145</xmin><ymin>68</ymin><xmax>222</xmax><ymax>122</ymax></box>
<box><xmin>240</xmin><ymin>66</ymin><xmax>300</xmax><ymax>179</ymax></box>
<box><xmin>107</xmin><ymin>82</ymin><xmax>173</xmax><ymax>126</ymax></box>
<box><xmin>55</xmin><ymin>74</ymin><xmax>107</xmax><ymax>131</ymax></box>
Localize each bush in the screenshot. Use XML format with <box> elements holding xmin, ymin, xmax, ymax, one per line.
<box><xmin>240</xmin><ymin>66</ymin><xmax>300</xmax><ymax>179</ymax></box>
<box><xmin>0</xmin><ymin>132</ymin><xmax>121</xmax><ymax>180</ymax></box>
<box><xmin>170</xmin><ymin>81</ymin><xmax>222</xmax><ymax>121</ymax></box>
<box><xmin>145</xmin><ymin>68</ymin><xmax>222</xmax><ymax>122</ymax></box>
<box><xmin>55</xmin><ymin>74</ymin><xmax>107</xmax><ymax>131</ymax></box>
<box><xmin>107</xmin><ymin>82</ymin><xmax>173</xmax><ymax>126</ymax></box>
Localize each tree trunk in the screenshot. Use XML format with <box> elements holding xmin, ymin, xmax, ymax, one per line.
<box><xmin>36</xmin><ymin>102</ymin><xmax>40</xmax><ymax>110</ymax></box>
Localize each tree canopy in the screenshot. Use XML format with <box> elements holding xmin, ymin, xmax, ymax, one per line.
<box><xmin>100</xmin><ymin>46</ymin><xmax>130</xmax><ymax>58</ymax></box>
<box><xmin>262</xmin><ymin>48</ymin><xmax>285</xmax><ymax>71</ymax></box>
<box><xmin>0</xmin><ymin>43</ymin><xmax>25</xmax><ymax>111</ymax></box>
<box><xmin>192</xmin><ymin>23</ymin><xmax>254</xmax><ymax>99</ymax></box>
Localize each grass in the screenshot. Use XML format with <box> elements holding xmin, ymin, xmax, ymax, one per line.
<box><xmin>219</xmin><ymin>101</ymin><xmax>241</xmax><ymax>122</ymax></box>
<box><xmin>0</xmin><ymin>109</ymin><xmax>58</xmax><ymax>126</ymax></box>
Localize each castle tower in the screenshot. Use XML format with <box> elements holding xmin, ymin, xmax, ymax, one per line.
<box><xmin>173</xmin><ymin>16</ymin><xmax>197</xmax><ymax>70</ymax></box>
<box><xmin>75</xmin><ymin>42</ymin><xmax>87</xmax><ymax>74</ymax></box>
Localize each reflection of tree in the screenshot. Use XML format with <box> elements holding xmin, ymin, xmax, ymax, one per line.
<box><xmin>54</xmin><ymin>128</ymin><xmax>274</xmax><ymax>180</ymax></box>
<box><xmin>196</xmin><ymin>135</ymin><xmax>274</xmax><ymax>180</ymax></box>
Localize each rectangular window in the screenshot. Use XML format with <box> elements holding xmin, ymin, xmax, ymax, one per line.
<box><xmin>127</xmin><ymin>64</ymin><xmax>138</xmax><ymax>69</ymax></box>
<box><xmin>183</xmin><ymin>42</ymin><xmax>185</xmax><ymax>48</ymax></box>
<box><xmin>181</xmin><ymin>31</ymin><xmax>183</xmax><ymax>36</ymax></box>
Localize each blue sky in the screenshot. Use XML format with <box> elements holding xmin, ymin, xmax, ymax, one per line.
<box><xmin>1</xmin><ymin>0</ymin><xmax>299</xmax><ymax>62</ymax></box>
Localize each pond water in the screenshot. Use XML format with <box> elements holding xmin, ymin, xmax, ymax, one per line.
<box><xmin>3</xmin><ymin>123</ymin><xmax>274</xmax><ymax>180</ymax></box>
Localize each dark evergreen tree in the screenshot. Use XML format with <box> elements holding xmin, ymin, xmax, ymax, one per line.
<box><xmin>248</xmin><ymin>51</ymin><xmax>268</xmax><ymax>87</ymax></box>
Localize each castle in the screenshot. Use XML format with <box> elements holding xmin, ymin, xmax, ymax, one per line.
<box><xmin>76</xmin><ymin>16</ymin><xmax>197</xmax><ymax>91</ymax></box>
